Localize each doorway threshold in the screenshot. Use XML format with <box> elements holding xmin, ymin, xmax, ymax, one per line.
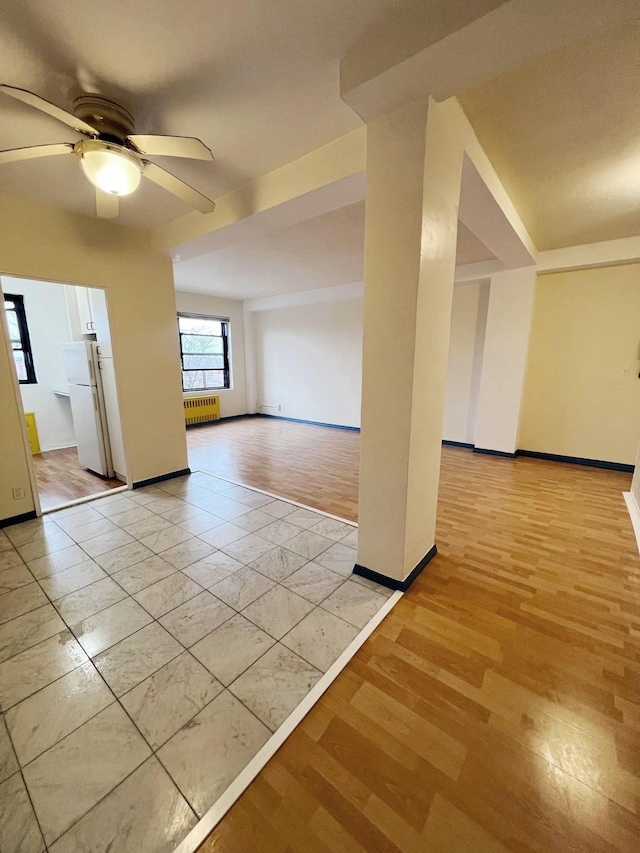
<box><xmin>41</xmin><ymin>483</ymin><xmax>129</xmax><ymax>516</ymax></box>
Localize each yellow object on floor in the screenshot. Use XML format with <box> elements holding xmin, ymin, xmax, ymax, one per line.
<box><xmin>24</xmin><ymin>411</ymin><xmax>41</xmax><ymax>454</ymax></box>
<box><xmin>184</xmin><ymin>394</ymin><xmax>220</xmax><ymax>426</ymax></box>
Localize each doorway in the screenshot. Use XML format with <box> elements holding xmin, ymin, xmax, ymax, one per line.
<box><xmin>1</xmin><ymin>276</ymin><xmax>127</xmax><ymax>512</ymax></box>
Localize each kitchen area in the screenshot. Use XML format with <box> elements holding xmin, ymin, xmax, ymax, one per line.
<box><xmin>1</xmin><ymin>276</ymin><xmax>126</xmax><ymax>510</ymax></box>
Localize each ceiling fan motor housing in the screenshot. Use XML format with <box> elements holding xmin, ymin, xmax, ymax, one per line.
<box><xmin>73</xmin><ymin>95</ymin><xmax>135</xmax><ymax>143</ymax></box>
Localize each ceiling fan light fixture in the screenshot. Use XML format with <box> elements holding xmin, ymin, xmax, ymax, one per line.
<box><xmin>77</xmin><ymin>140</ymin><xmax>142</xmax><ymax>196</ymax></box>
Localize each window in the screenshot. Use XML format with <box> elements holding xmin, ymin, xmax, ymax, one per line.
<box><xmin>178</xmin><ymin>313</ymin><xmax>230</xmax><ymax>391</ymax></box>
<box><xmin>3</xmin><ymin>294</ymin><xmax>36</xmax><ymax>384</ymax></box>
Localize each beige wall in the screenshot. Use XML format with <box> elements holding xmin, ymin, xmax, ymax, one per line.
<box><xmin>175</xmin><ymin>291</ymin><xmax>247</xmax><ymax>418</ymax></box>
<box><xmin>0</xmin><ymin>195</ymin><xmax>188</xmax><ymax>522</ymax></box>
<box><xmin>519</xmin><ymin>263</ymin><xmax>640</xmax><ymax>465</ymax></box>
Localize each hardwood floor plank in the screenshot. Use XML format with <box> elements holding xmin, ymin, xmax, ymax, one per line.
<box><xmin>192</xmin><ymin>419</ymin><xmax>639</xmax><ymax>852</ymax></box>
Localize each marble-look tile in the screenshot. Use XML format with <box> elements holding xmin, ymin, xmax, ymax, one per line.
<box><xmin>158</xmin><ymin>690</ymin><xmax>270</xmax><ymax>817</ymax></box>
<box><xmin>107</xmin><ymin>505</ymin><xmax>155</xmax><ymax>529</ymax></box>
<box><xmin>23</xmin><ymin>703</ymin><xmax>150</xmax><ymax>846</ymax></box>
<box><xmin>198</xmin><ymin>521</ymin><xmax>247</xmax><ymax>549</ymax></box>
<box><xmin>341</xmin><ymin>528</ymin><xmax>358</xmax><ymax>549</ymax></box>
<box><xmin>144</xmin><ymin>496</ymin><xmax>187</xmax><ymax>515</ymax></box>
<box><xmin>17</xmin><ymin>529</ymin><xmax>74</xmax><ymax>563</ymax></box>
<box><xmin>38</xmin><ymin>561</ymin><xmax>106</xmax><ymax>601</ymax></box>
<box><xmin>0</xmin><ymin>771</ymin><xmax>45</xmax><ymax>853</ymax></box>
<box><xmin>258</xmin><ymin>519</ymin><xmax>301</xmax><ymax>546</ymax></box>
<box><xmin>140</xmin><ymin>525</ymin><xmax>193</xmax><ymax>555</ymax></box>
<box><xmin>53</xmin><ymin>577</ymin><xmax>127</xmax><ymax>624</ymax></box>
<box><xmin>63</xmin><ymin>517</ymin><xmax>118</xmax><ymax>543</ymax></box>
<box><xmin>281</xmin><ymin>561</ymin><xmax>345</xmax><ymax>604</ymax></box>
<box><xmin>93</xmin><ymin>540</ymin><xmax>155</xmax><ymax>574</ymax></box>
<box><xmin>352</xmin><ymin>573</ymin><xmax>394</xmax><ymax>597</ymax></box>
<box><xmin>0</xmin><ymin>630</ymin><xmax>88</xmax><ymax>709</ymax></box>
<box><xmin>159</xmin><ymin>591</ymin><xmax>234</xmax><ymax>647</ymax></box>
<box><xmin>230</xmin><ymin>644</ymin><xmax>321</xmax><ymax>731</ymax></box>
<box><xmin>111</xmin><ymin>555</ymin><xmax>177</xmax><ymax>594</ymax></box>
<box><xmin>80</xmin><ymin>529</ymin><xmax>135</xmax><ymax>558</ymax></box>
<box><xmin>191</xmin><ymin>614</ymin><xmax>275</xmax><ymax>686</ymax></box>
<box><xmin>48</xmin><ymin>756</ymin><xmax>197</xmax><ymax>853</ymax></box>
<box><xmin>176</xmin><ymin>512</ymin><xmax>223</xmax><ymax>536</ymax></box>
<box><xmin>156</xmin><ymin>536</ymin><xmax>213</xmax><ymax>569</ymax></box>
<box><xmin>242</xmin><ymin>585</ymin><xmax>314</xmax><ymax>640</ymax></box>
<box><xmin>234</xmin><ymin>491</ymin><xmax>276</xmax><ymax>510</ymax></box>
<box><xmin>308</xmin><ymin>517</ymin><xmax>355</xmax><ymax>542</ymax></box>
<box><xmin>321</xmin><ymin>579</ymin><xmax>388</xmax><ymax>628</ymax></box>
<box><xmin>121</xmin><ymin>653</ymin><xmax>222</xmax><ymax>749</ymax></box>
<box><xmin>0</xmin><ymin>530</ymin><xmax>13</xmax><ymax>551</ymax></box>
<box><xmin>208</xmin><ymin>498</ymin><xmax>251</xmax><ymax>521</ymax></box>
<box><xmin>189</xmin><ymin>473</ymin><xmax>229</xmax><ymax>492</ymax></box>
<box><xmin>6</xmin><ymin>662</ymin><xmax>114</xmax><ymax>765</ymax></box>
<box><xmin>51</xmin><ymin>506</ymin><xmax>103</xmax><ymax>532</ymax></box>
<box><xmin>222</xmin><ymin>533</ymin><xmax>275</xmax><ymax>565</ymax></box>
<box><xmin>283</xmin><ymin>529</ymin><xmax>334</xmax><ymax>561</ymax></box>
<box><xmin>182</xmin><ymin>551</ymin><xmax>243</xmax><ymax>587</ymax></box>
<box><xmin>260</xmin><ymin>499</ymin><xmax>296</xmax><ymax>519</ymax></box>
<box><xmin>219</xmin><ymin>484</ymin><xmax>255</xmax><ymax>501</ymax></box>
<box><xmin>233</xmin><ymin>509</ymin><xmax>274</xmax><ymax>533</ymax></box>
<box><xmin>0</xmin><ymin>563</ymin><xmax>33</xmax><ymax>595</ymax></box>
<box><xmin>313</xmin><ymin>542</ymin><xmax>358</xmax><ymax>577</ymax></box>
<box><xmin>282</xmin><ymin>607</ymin><xmax>359</xmax><ymax>672</ymax></box>
<box><xmin>72</xmin><ymin>597</ymin><xmax>152</xmax><ymax>657</ymax></box>
<box><xmin>0</xmin><ymin>605</ymin><xmax>65</xmax><ymax>664</ymax></box>
<box><xmin>284</xmin><ymin>507</ymin><xmax>324</xmax><ymax>530</ymax></box>
<box><xmin>92</xmin><ymin>496</ymin><xmax>139</xmax><ymax>518</ymax></box>
<box><xmin>5</xmin><ymin>517</ymin><xmax>59</xmax><ymax>548</ymax></box>
<box><xmin>123</xmin><ymin>515</ymin><xmax>173</xmax><ymax>540</ymax></box>
<box><xmin>210</xmin><ymin>567</ymin><xmax>275</xmax><ymax>610</ymax></box>
<box><xmin>0</xmin><ymin>548</ymin><xmax>24</xmax><ymax>571</ymax></box>
<box><xmin>249</xmin><ymin>546</ymin><xmax>307</xmax><ymax>582</ymax></box>
<box><xmin>127</xmin><ymin>486</ymin><xmax>166</xmax><ymax>505</ymax></box>
<box><xmin>94</xmin><ymin>622</ymin><xmax>182</xmax><ymax>696</ymax></box>
<box><xmin>0</xmin><ymin>714</ymin><xmax>18</xmax><ymax>783</ymax></box>
<box><xmin>26</xmin><ymin>545</ymin><xmax>90</xmax><ymax>580</ymax></box>
<box><xmin>133</xmin><ymin>572</ymin><xmax>203</xmax><ymax>619</ymax></box>
<box><xmin>156</xmin><ymin>502</ymin><xmax>204</xmax><ymax>524</ymax></box>
<box><xmin>0</xmin><ymin>582</ymin><xmax>49</xmax><ymax>625</ymax></box>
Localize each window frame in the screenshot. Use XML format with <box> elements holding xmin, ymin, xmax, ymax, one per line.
<box><xmin>177</xmin><ymin>312</ymin><xmax>231</xmax><ymax>392</ymax></box>
<box><xmin>3</xmin><ymin>293</ymin><xmax>37</xmax><ymax>385</ymax></box>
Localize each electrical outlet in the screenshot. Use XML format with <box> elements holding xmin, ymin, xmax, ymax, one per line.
<box><xmin>12</xmin><ymin>486</ymin><xmax>25</xmax><ymax>500</ymax></box>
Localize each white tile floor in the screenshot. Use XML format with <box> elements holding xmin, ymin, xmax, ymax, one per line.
<box><xmin>0</xmin><ymin>472</ymin><xmax>391</xmax><ymax>852</ymax></box>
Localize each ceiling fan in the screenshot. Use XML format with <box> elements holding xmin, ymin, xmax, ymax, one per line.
<box><xmin>0</xmin><ymin>84</ymin><xmax>216</xmax><ymax>219</ymax></box>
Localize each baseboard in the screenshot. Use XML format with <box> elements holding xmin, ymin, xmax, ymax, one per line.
<box><xmin>0</xmin><ymin>510</ymin><xmax>37</xmax><ymax>529</ymax></box>
<box><xmin>473</xmin><ymin>447</ymin><xmax>517</xmax><ymax>458</ymax></box>
<box><xmin>257</xmin><ymin>413</ymin><xmax>360</xmax><ymax>432</ymax></box>
<box><xmin>442</xmin><ymin>440</ymin><xmax>474</xmax><ymax>449</ymax></box>
<box><xmin>185</xmin><ymin>414</ymin><xmax>259</xmax><ymax>430</ymax></box>
<box><xmin>132</xmin><ymin>468</ymin><xmax>191</xmax><ymax>489</ymax></box>
<box><xmin>517</xmin><ymin>449</ymin><xmax>634</xmax><ymax>473</ymax></box>
<box><xmin>353</xmin><ymin>544</ymin><xmax>437</xmax><ymax>591</ymax></box>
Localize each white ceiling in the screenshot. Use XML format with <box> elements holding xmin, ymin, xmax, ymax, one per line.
<box><xmin>0</xmin><ymin>0</ymin><xmax>413</xmax><ymax>228</ymax></box>
<box><xmin>174</xmin><ymin>202</ymin><xmax>496</xmax><ymax>299</ymax></box>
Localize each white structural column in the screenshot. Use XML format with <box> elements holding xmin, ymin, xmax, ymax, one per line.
<box><xmin>474</xmin><ymin>267</ymin><xmax>536</xmax><ymax>455</ymax></box>
<box><xmin>356</xmin><ymin>99</ymin><xmax>462</xmax><ymax>586</ymax></box>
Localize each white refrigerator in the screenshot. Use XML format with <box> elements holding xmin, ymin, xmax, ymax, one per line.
<box><xmin>63</xmin><ymin>341</ymin><xmax>119</xmax><ymax>479</ymax></box>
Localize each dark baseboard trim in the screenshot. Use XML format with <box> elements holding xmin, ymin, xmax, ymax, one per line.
<box><xmin>442</xmin><ymin>440</ymin><xmax>474</xmax><ymax>449</ymax></box>
<box><xmin>257</xmin><ymin>413</ymin><xmax>360</xmax><ymax>432</ymax></box>
<box><xmin>517</xmin><ymin>449</ymin><xmax>634</xmax><ymax>473</ymax></box>
<box><xmin>353</xmin><ymin>544</ymin><xmax>437</xmax><ymax>592</ymax></box>
<box><xmin>473</xmin><ymin>447</ymin><xmax>517</xmax><ymax>458</ymax></box>
<box><xmin>132</xmin><ymin>468</ymin><xmax>192</xmax><ymax>489</ymax></box>
<box><xmin>0</xmin><ymin>509</ymin><xmax>37</xmax><ymax>529</ymax></box>
<box><xmin>185</xmin><ymin>413</ymin><xmax>259</xmax><ymax>430</ymax></box>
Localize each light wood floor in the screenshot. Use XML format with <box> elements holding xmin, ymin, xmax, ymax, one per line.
<box><xmin>33</xmin><ymin>446</ymin><xmax>123</xmax><ymax>511</ymax></box>
<box><xmin>191</xmin><ymin>418</ymin><xmax>640</xmax><ymax>853</ymax></box>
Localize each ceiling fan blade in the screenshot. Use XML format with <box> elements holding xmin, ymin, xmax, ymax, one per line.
<box><xmin>0</xmin><ymin>85</ymin><xmax>98</xmax><ymax>136</ymax></box>
<box><xmin>96</xmin><ymin>189</ymin><xmax>119</xmax><ymax>219</ymax></box>
<box><xmin>143</xmin><ymin>161</ymin><xmax>215</xmax><ymax>213</ymax></box>
<box><xmin>0</xmin><ymin>142</ymin><xmax>74</xmax><ymax>165</ymax></box>
<box><xmin>128</xmin><ymin>134</ymin><xmax>213</xmax><ymax>161</ymax></box>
